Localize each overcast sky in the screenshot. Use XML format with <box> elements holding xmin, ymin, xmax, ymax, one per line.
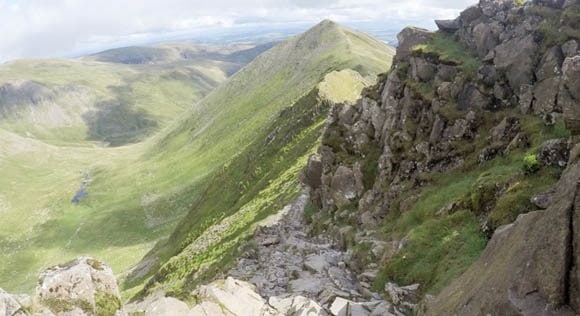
<box><xmin>0</xmin><ymin>0</ymin><xmax>476</xmax><ymax>62</ymax></box>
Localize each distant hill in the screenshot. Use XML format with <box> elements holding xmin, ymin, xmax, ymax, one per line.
<box><xmin>0</xmin><ymin>42</ymin><xmax>272</xmax><ymax>146</ymax></box>
<box><xmin>87</xmin><ymin>42</ymin><xmax>276</xmax><ymax>68</ymax></box>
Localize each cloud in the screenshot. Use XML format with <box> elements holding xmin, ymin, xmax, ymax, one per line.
<box><xmin>0</xmin><ymin>0</ymin><xmax>476</xmax><ymax>62</ymax></box>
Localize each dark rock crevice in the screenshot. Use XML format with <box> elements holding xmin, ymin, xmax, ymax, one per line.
<box><xmin>563</xmin><ymin>183</ymin><xmax>577</xmax><ymax>306</ymax></box>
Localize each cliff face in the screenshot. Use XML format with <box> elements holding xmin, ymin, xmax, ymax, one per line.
<box><xmin>304</xmin><ymin>0</ymin><xmax>580</xmax><ymax>314</ymax></box>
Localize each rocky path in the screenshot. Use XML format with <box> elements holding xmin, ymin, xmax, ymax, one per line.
<box><xmin>1</xmin><ymin>188</ymin><xmax>418</xmax><ymax>316</ymax></box>
<box><xmin>134</xmin><ymin>188</ymin><xmax>417</xmax><ymax>315</ymax></box>
<box><xmin>225</xmin><ymin>188</ymin><xmax>412</xmax><ymax>315</ymax></box>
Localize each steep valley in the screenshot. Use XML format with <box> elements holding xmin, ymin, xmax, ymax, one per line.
<box><xmin>0</xmin><ymin>20</ymin><xmax>394</xmax><ymax>303</ymax></box>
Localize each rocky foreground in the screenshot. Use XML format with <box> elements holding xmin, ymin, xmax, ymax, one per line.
<box><xmin>0</xmin><ymin>190</ymin><xmax>417</xmax><ymax>316</ymax></box>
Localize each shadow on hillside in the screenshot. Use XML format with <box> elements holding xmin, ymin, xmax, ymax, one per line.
<box><xmin>82</xmin><ymin>99</ymin><xmax>157</xmax><ymax>147</ymax></box>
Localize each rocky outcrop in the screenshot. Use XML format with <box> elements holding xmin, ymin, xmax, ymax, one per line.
<box><xmin>562</xmin><ymin>56</ymin><xmax>580</xmax><ymax>134</ymax></box>
<box><xmin>0</xmin><ymin>257</ymin><xmax>124</xmax><ymax>316</ymax></box>
<box><xmin>0</xmin><ymin>289</ymin><xmax>26</xmax><ymax>316</ymax></box>
<box><xmin>426</xmin><ymin>147</ymin><xmax>580</xmax><ymax>315</ymax></box>
<box><xmin>124</xmin><ymin>191</ymin><xmax>416</xmax><ymax>315</ymax></box>
<box><xmin>303</xmin><ymin>0</ymin><xmax>580</xmax><ymax>315</ymax></box>
<box><xmin>36</xmin><ymin>257</ymin><xmax>123</xmax><ymax>316</ymax></box>
<box><xmin>228</xmin><ymin>190</ymin><xmax>415</xmax><ymax>315</ymax></box>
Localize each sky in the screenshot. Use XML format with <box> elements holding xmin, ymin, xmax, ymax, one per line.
<box><xmin>0</xmin><ymin>0</ymin><xmax>477</xmax><ymax>62</ymax></box>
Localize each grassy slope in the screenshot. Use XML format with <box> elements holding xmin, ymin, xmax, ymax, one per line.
<box><xmin>122</xmin><ymin>20</ymin><xmax>394</xmax><ymax>296</ymax></box>
<box><xmin>0</xmin><ymin>57</ymin><xmax>228</xmax><ymax>145</ymax></box>
<box><xmin>0</xmin><ymin>21</ymin><xmax>394</xmax><ymax>295</ymax></box>
<box><xmin>0</xmin><ymin>40</ymin><xmax>277</xmax><ymax>146</ymax></box>
<box><xmin>0</xmin><ymin>45</ymin><xmax>247</xmax><ymax>292</ymax></box>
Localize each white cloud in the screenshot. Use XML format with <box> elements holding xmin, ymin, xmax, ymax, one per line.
<box><xmin>0</xmin><ymin>0</ymin><xmax>476</xmax><ymax>62</ymax></box>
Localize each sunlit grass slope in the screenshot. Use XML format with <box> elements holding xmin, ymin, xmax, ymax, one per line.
<box><xmin>124</xmin><ymin>20</ymin><xmax>394</xmax><ymax>296</ymax></box>
<box><xmin>0</xmin><ymin>42</ymin><xmax>270</xmax><ymax>146</ymax></box>
<box><xmin>0</xmin><ymin>20</ymin><xmax>394</xmax><ymax>295</ymax></box>
<box><xmin>0</xmin><ymin>44</ymin><xmax>254</xmax><ymax>292</ymax></box>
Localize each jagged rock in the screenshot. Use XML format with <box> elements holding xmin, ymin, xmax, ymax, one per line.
<box><xmin>36</xmin><ymin>256</ymin><xmax>123</xmax><ymax>316</ymax></box>
<box><xmin>428</xmin><ymin>156</ymin><xmax>580</xmax><ymax>315</ymax></box>
<box><xmin>561</xmin><ymin>39</ymin><xmax>579</xmax><ymax>58</ymax></box>
<box><xmin>491</xmin><ymin>116</ymin><xmax>520</xmax><ymax>142</ymax></box>
<box><xmin>435</xmin><ymin>19</ymin><xmax>459</xmax><ymax>33</ymax></box>
<box><xmin>518</xmin><ymin>84</ymin><xmax>534</xmax><ymax>114</ymax></box>
<box><xmin>562</xmin><ymin>56</ymin><xmax>580</xmax><ymax>101</ymax></box>
<box><xmin>429</xmin><ymin>115</ymin><xmax>446</xmax><ymax>144</ymax></box>
<box><xmin>533</xmin><ymin>77</ymin><xmax>561</xmax><ymax>116</ymax></box>
<box><xmin>338</xmin><ymin>105</ymin><xmax>357</xmax><ymax>126</ymax></box>
<box><xmin>472</xmin><ymin>23</ymin><xmax>499</xmax><ymax>56</ymax></box>
<box><xmin>561</xmin><ymin>56</ymin><xmax>580</xmax><ymax>135</ymax></box>
<box><xmin>369</xmin><ymin>302</ymin><xmax>396</xmax><ymax>316</ymax></box>
<box><xmin>194</xmin><ymin>277</ymin><xmax>270</xmax><ymax>316</ymax></box>
<box><xmin>538</xmin><ymin>138</ymin><xmax>570</xmax><ymax>168</ymax></box>
<box><xmin>435</xmin><ymin>201</ymin><xmax>461</xmax><ymax>217</ymax></box>
<box><xmin>304</xmin><ymin>254</ymin><xmax>328</xmax><ymax>274</ymax></box>
<box><xmin>330</xmin><ymin>166</ymin><xmax>363</xmax><ymax>208</ymax></box>
<box><xmin>493</xmin><ymin>82</ymin><xmax>510</xmax><ymax>102</ymax></box>
<box><xmin>0</xmin><ymin>289</ymin><xmax>25</xmax><ymax>316</ymax></box>
<box><xmin>494</xmin><ymin>35</ymin><xmax>538</xmax><ymax>90</ymax></box>
<box><xmin>477</xmin><ymin>64</ymin><xmax>497</xmax><ymax>86</ymax></box>
<box><xmin>361</xmin><ymin>98</ymin><xmax>385</xmax><ymax>139</ymax></box>
<box><xmin>536</xmin><ymin>46</ymin><xmax>564</xmax><ymax>81</ymax></box>
<box><xmin>443</xmin><ymin>112</ymin><xmax>478</xmax><ymax>140</ymax></box>
<box><xmin>436</xmin><ymin>65</ymin><xmax>457</xmax><ymax>83</ymax></box>
<box><xmin>410</xmin><ymin>57</ymin><xmax>436</xmax><ymax>82</ymax></box>
<box><xmin>384</xmin><ymin>283</ymin><xmax>419</xmax><ymax>306</ymax></box>
<box><xmin>531</xmin><ymin>187</ymin><xmax>556</xmax><ymax>209</ymax></box>
<box><xmin>478</xmin><ymin>144</ymin><xmax>505</xmax><ymax>163</ymax></box>
<box><xmin>269</xmin><ymin>295</ymin><xmax>327</xmax><ymax>316</ymax></box>
<box><xmin>188</xmin><ymin>301</ymin><xmax>226</xmax><ymax>316</ymax></box>
<box><xmin>458</xmin><ymin>5</ymin><xmax>483</xmax><ymax>26</ymax></box>
<box><xmin>479</xmin><ymin>0</ymin><xmax>513</xmax><ymax>17</ymax></box>
<box><xmin>329</xmin><ymin>297</ymin><xmax>390</xmax><ymax>316</ymax></box>
<box><xmin>302</xmin><ymin>154</ymin><xmax>323</xmax><ymax>189</ymax></box>
<box><xmin>144</xmin><ymin>297</ymin><xmax>189</xmax><ymax>316</ymax></box>
<box><xmin>458</xmin><ymin>84</ymin><xmax>490</xmax><ymax>110</ymax></box>
<box><xmin>395</xmin><ymin>27</ymin><xmax>433</xmax><ymax>61</ymax></box>
<box><xmin>504</xmin><ymin>132</ymin><xmax>530</xmax><ymax>154</ymax></box>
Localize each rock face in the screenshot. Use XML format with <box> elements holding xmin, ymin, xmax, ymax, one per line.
<box><xmin>0</xmin><ymin>257</ymin><xmax>124</xmax><ymax>316</ymax></box>
<box><xmin>426</xmin><ymin>150</ymin><xmax>580</xmax><ymax>315</ymax></box>
<box><xmin>303</xmin><ymin>0</ymin><xmax>580</xmax><ymax>315</ymax></box>
<box><xmin>562</xmin><ymin>56</ymin><xmax>580</xmax><ymax>134</ymax></box>
<box><xmin>36</xmin><ymin>257</ymin><xmax>123</xmax><ymax>316</ymax></box>
<box><xmin>0</xmin><ymin>289</ymin><xmax>25</xmax><ymax>316</ymax></box>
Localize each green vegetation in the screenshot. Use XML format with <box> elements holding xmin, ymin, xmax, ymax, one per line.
<box><xmin>376</xmin><ymin>210</ymin><xmax>486</xmax><ymax>294</ymax></box>
<box><xmin>0</xmin><ymin>21</ymin><xmax>394</xmax><ymax>296</ymax></box>
<box><xmin>318</xmin><ymin>69</ymin><xmax>372</xmax><ymax>103</ymax></box>
<box><xmin>374</xmin><ymin>149</ymin><xmax>561</xmax><ymax>294</ymax></box>
<box><xmin>367</xmin><ymin>112</ymin><xmax>568</xmax><ymax>295</ymax></box>
<box><xmin>531</xmin><ymin>4</ymin><xmax>580</xmax><ymax>52</ymax></box>
<box><xmin>523</xmin><ymin>153</ymin><xmax>540</xmax><ymax>174</ymax></box>
<box><xmin>412</xmin><ymin>34</ymin><xmax>481</xmax><ymax>78</ymax></box>
<box><xmin>141</xmin><ymin>89</ymin><xmax>329</xmax><ymax>296</ymax></box>
<box><xmin>95</xmin><ymin>291</ymin><xmax>122</xmax><ymax>316</ymax></box>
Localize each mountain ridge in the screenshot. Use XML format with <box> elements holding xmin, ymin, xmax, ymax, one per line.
<box><xmin>0</xmin><ymin>19</ymin><xmax>395</xmax><ymax>304</ymax></box>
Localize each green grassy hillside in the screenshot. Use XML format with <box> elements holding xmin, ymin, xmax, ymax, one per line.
<box><xmin>0</xmin><ymin>42</ymin><xmax>270</xmax><ymax>146</ymax></box>
<box><xmin>125</xmin><ymin>19</ymin><xmax>394</xmax><ymax>297</ymax></box>
<box><xmin>0</xmin><ymin>20</ymin><xmax>394</xmax><ymax>295</ymax></box>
